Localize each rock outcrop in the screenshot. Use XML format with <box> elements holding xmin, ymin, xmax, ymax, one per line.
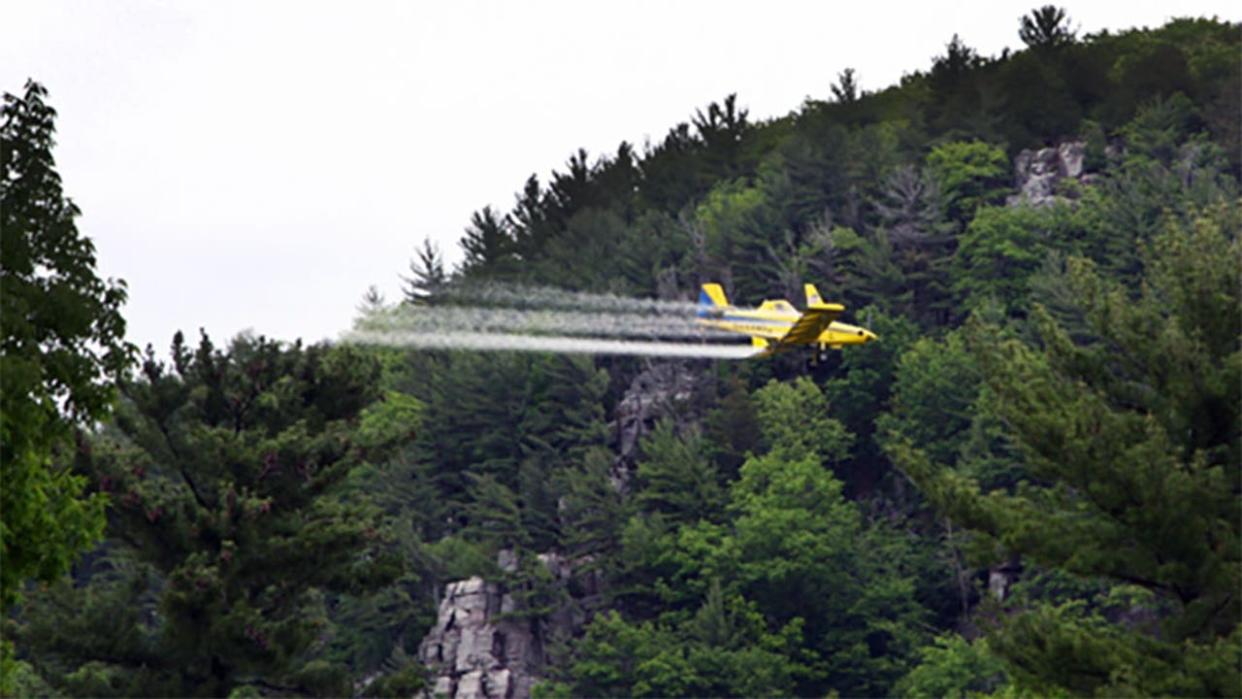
<box><xmin>418</xmin><ymin>552</ymin><xmax>601</xmax><ymax>699</ymax></box>
<box><xmin>608</xmin><ymin>362</ymin><xmax>702</xmax><ymax>488</ymax></box>
<box><xmin>418</xmin><ymin>363</ymin><xmax>708</xmax><ymax>697</ymax></box>
<box><xmin>1006</xmin><ymin>140</ymin><xmax>1091</xmax><ymax>208</ymax></box>
<box><xmin>418</xmin><ymin>576</ymin><xmax>539</xmax><ymax>699</ymax></box>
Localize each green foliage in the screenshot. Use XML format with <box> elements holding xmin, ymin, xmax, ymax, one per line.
<box><xmin>354</xmin><ymin>390</ymin><xmax>422</xmax><ymax>451</ymax></box>
<box><xmin>402</xmin><ymin>237</ymin><xmax>447</xmax><ymax>303</ymax></box>
<box><xmin>1019</xmin><ymin>6</ymin><xmax>1075</xmax><ymax>50</ymax></box>
<box><xmin>1120</xmin><ymin>93</ymin><xmax>1202</xmax><ymax>166</ymax></box>
<box><xmin>1</xmin><ymin>81</ymin><xmax>132</xmax><ymax>614</ymax></box>
<box><xmin>14</xmin><ymin>333</ymin><xmax>398</xmax><ymax>696</ymax></box>
<box><xmin>635</xmin><ymin>421</ymin><xmax>726</xmax><ymax>525</ymax></box>
<box><xmin>12</xmin><ymin>14</ymin><xmax>1242</xmax><ymax>697</ymax></box>
<box><xmin>752</xmin><ymin>376</ymin><xmax>852</xmax><ymax>463</ymax></box>
<box><xmin>360</xmin><ymin>661</ymin><xmax>428</xmax><ymax>698</ymax></box>
<box><xmin>558</xmin><ymin>368</ymin><xmax>934</xmax><ymax>696</ymax></box>
<box><xmin>694</xmin><ymin>179</ymin><xmax>767</xmax><ymax>263</ymax></box>
<box><xmin>830</xmin><ymin>226</ymin><xmax>912</xmax><ymax>314</ymax></box>
<box><xmin>889</xmin><ymin>207</ymin><xmax>1241</xmax><ymax>695</ymax></box>
<box><xmin>458</xmin><ymin>206</ymin><xmax>519</xmax><ymax>280</ymax></box>
<box><xmin>878</xmin><ymin>330</ymin><xmax>980</xmax><ymax>466</ymax></box>
<box><xmin>925</xmin><ymin>141</ymin><xmax>1010</xmax><ymax>223</ymax></box>
<box><xmin>822</xmin><ymin>308</ymin><xmax>921</xmax><ymax>494</ymax></box>
<box><xmin>895</xmin><ymin>634</ymin><xmax>1009</xmax><ymax>698</ymax></box>
<box><xmin>558</xmin><ymin>448</ymin><xmax>629</xmax><ymax>563</ymax></box>
<box><xmin>952</xmin><ymin>204</ymin><xmax>1067</xmax><ymax>312</ymax></box>
<box><xmin>409</xmin><ymin>351</ymin><xmax>608</xmax><ymax>541</ymax></box>
<box><xmin>562</xmin><ymin>602</ymin><xmax>803</xmax><ymax>698</ymax></box>
<box><xmin>701</xmin><ymin>377</ymin><xmax>762</xmax><ymax>478</ymax></box>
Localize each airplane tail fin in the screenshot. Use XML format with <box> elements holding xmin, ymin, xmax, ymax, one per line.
<box><xmin>698</xmin><ymin>283</ymin><xmax>729</xmax><ymax>317</ymax></box>
<box><xmin>805</xmin><ymin>283</ymin><xmax>824</xmax><ymax>307</ymax></box>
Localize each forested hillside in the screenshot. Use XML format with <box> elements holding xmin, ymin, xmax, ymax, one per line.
<box><xmin>4</xmin><ymin>8</ymin><xmax>1240</xmax><ymax>697</ymax></box>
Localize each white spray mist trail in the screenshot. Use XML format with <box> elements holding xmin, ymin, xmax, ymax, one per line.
<box><xmin>341</xmin><ymin>284</ymin><xmax>758</xmax><ymax>359</ymax></box>
<box><xmin>346</xmin><ymin>330</ymin><xmax>759</xmax><ymax>359</ymax></box>
<box><xmin>431</xmin><ymin>282</ymin><xmax>704</xmax><ymax>315</ymax></box>
<box><xmin>351</xmin><ymin>306</ymin><xmax>737</xmax><ymax>340</ymax></box>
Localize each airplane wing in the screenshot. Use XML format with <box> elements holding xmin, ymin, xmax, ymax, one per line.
<box><xmin>773</xmin><ymin>304</ymin><xmax>844</xmax><ymax>348</ymax></box>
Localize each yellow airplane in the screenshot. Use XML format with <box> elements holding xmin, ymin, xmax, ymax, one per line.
<box><xmin>697</xmin><ymin>283</ymin><xmax>876</xmax><ymax>358</ymax></box>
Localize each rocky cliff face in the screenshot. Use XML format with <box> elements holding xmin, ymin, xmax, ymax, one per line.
<box><xmin>1006</xmin><ymin>140</ymin><xmax>1092</xmax><ymax>208</ymax></box>
<box><xmin>418</xmin><ymin>365</ymin><xmax>702</xmax><ymax>698</ymax></box>
<box><xmin>418</xmin><ymin>575</ymin><xmax>538</xmax><ymax>699</ymax></box>
<box><xmin>417</xmin><ymin>552</ymin><xmax>601</xmax><ymax>699</ymax></box>
<box><xmin>609</xmin><ymin>362</ymin><xmax>702</xmax><ymax>488</ymax></box>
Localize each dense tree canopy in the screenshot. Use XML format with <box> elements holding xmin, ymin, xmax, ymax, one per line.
<box><xmin>7</xmin><ymin>10</ymin><xmax>1240</xmax><ymax>697</ymax></box>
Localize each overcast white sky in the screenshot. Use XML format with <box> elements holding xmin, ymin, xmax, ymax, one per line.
<box><xmin>4</xmin><ymin>1</ymin><xmax>1236</xmax><ymax>350</ymax></box>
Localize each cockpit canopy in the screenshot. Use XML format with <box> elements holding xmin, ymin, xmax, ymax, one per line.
<box><xmin>759</xmin><ymin>299</ymin><xmax>796</xmax><ymax>313</ymax></box>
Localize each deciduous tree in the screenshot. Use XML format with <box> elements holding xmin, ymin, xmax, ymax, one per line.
<box><xmin>1</xmin><ymin>80</ymin><xmax>132</xmax><ymax>616</ymax></box>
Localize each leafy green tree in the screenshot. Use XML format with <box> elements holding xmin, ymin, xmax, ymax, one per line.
<box><xmin>822</xmin><ymin>308</ymin><xmax>920</xmax><ymax>496</ymax></box>
<box><xmin>878</xmin><ymin>331</ymin><xmax>980</xmax><ymax>466</ymax></box>
<box><xmin>889</xmin><ymin>208</ymin><xmax>1241</xmax><ymax>695</ymax></box>
<box><xmin>464</xmin><ymin>472</ymin><xmax>526</xmax><ymax>549</ymax></box>
<box><xmin>636</xmin><ymin>123</ymin><xmax>709</xmax><ymax>215</ymax></box>
<box><xmin>1109</xmin><ymin>40</ymin><xmax>1196</xmax><ymax>124</ymax></box>
<box><xmin>691</xmin><ymin>94</ymin><xmax>754</xmax><ymax>184</ymax></box>
<box><xmin>692</xmin><ymin>177</ymin><xmax>767</xmax><ymax>281</ymax></box>
<box><xmin>554</xmin><ymin>599</ymin><xmax>803</xmax><ymax>698</ymax></box>
<box><xmin>925</xmin><ymin>141</ymin><xmax>1010</xmax><ymax>224</ymax></box>
<box><xmin>751</xmin><ymin>377</ymin><xmax>852</xmax><ymax>464</ymax></box>
<box><xmin>535</xmin><ymin>207</ymin><xmax>632</xmax><ymax>291</ymax></box>
<box><xmin>895</xmin><ymin>634</ymin><xmax>1009</xmax><ymax>698</ymax></box>
<box><xmin>15</xmin><ymin>333</ymin><xmax>400</xmax><ymax>696</ymax></box>
<box><xmin>995</xmin><ymin>44</ymin><xmax>1085</xmax><ymax>146</ymax></box>
<box><xmin>952</xmin><ymin>204</ymin><xmax>1061</xmax><ymax>312</ymax></box>
<box><xmin>1</xmin><ymin>81</ymin><xmax>132</xmax><ymax>666</ymax></box>
<box><xmin>719</xmin><ymin>451</ymin><xmax>929</xmax><ymax>696</ymax></box>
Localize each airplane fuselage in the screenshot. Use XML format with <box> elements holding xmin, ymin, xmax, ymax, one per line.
<box><xmin>697</xmin><ymin>302</ymin><xmax>876</xmax><ymax>349</ymax></box>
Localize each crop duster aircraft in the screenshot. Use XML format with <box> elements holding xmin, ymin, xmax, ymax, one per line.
<box><xmin>697</xmin><ymin>283</ymin><xmax>876</xmax><ymax>359</ymax></box>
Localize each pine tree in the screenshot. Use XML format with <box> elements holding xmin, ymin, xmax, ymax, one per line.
<box><xmin>831</xmin><ymin>68</ymin><xmax>861</xmax><ymax>103</ymax></box>
<box><xmin>635</xmin><ymin>421</ymin><xmax>726</xmax><ymax>525</ymax></box>
<box><xmin>1019</xmin><ymin>6</ymin><xmax>1075</xmax><ymax>50</ymax></box>
<box><xmin>16</xmin><ymin>333</ymin><xmax>400</xmax><ymax>696</ymax></box>
<box><xmin>401</xmin><ymin>237</ymin><xmax>446</xmax><ymax>304</ymax></box>
<box><xmin>889</xmin><ymin>207</ymin><xmax>1241</xmax><ymax>695</ymax></box>
<box><xmin>458</xmin><ymin>206</ymin><xmax>518</xmax><ymax>279</ymax></box>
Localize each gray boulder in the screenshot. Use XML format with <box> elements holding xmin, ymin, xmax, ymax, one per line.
<box><xmin>1006</xmin><ymin>140</ymin><xmax>1088</xmax><ymax>207</ymax></box>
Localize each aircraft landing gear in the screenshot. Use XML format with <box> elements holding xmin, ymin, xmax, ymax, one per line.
<box><xmin>807</xmin><ymin>345</ymin><xmax>830</xmax><ymax>370</ymax></box>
